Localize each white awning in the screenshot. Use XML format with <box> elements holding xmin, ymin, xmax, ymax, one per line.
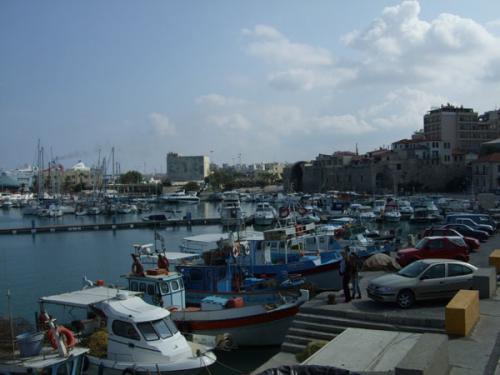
<box><xmin>39</xmin><ymin>287</ymin><xmax>141</xmax><ymax>309</ymax></box>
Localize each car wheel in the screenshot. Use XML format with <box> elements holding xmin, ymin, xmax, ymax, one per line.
<box><xmin>397</xmin><ymin>290</ymin><xmax>415</xmax><ymax>309</ymax></box>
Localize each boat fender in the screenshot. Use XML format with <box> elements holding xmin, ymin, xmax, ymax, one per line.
<box><xmin>48</xmin><ymin>326</ymin><xmax>76</xmax><ymax>349</ymax></box>
<box><xmin>232</xmin><ymin>243</ymin><xmax>240</xmax><ymax>258</ymax></box>
<box><xmin>241</xmin><ymin>243</ymin><xmax>250</xmax><ymax>256</ymax></box>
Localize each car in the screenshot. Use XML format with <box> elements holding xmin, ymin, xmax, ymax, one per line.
<box><xmin>445</xmin><ymin>216</ymin><xmax>494</xmax><ymax>234</ymax></box>
<box><xmin>446</xmin><ymin>213</ymin><xmax>497</xmax><ymax>230</ymax></box>
<box><xmin>441</xmin><ymin>223</ymin><xmax>489</xmax><ymax>242</ymax></box>
<box><xmin>396</xmin><ymin>236</ymin><xmax>469</xmax><ymax>267</ymax></box>
<box><xmin>422</xmin><ymin>227</ymin><xmax>480</xmax><ymax>252</ymax></box>
<box><xmin>367</xmin><ymin>259</ymin><xmax>478</xmax><ymax>308</ymax></box>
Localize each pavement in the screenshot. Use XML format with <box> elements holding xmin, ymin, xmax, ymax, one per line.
<box><xmin>253</xmin><ymin>231</ymin><xmax>500</xmax><ymax>375</ymax></box>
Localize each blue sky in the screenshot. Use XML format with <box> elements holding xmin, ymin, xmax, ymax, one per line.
<box><xmin>2</xmin><ymin>1</ymin><xmax>500</xmax><ymax>173</ymax></box>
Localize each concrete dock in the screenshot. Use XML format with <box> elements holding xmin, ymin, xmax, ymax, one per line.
<box><xmin>0</xmin><ymin>217</ymin><xmax>254</xmax><ymax>235</ymax></box>
<box><xmin>254</xmin><ymin>236</ymin><xmax>500</xmax><ymax>375</ymax></box>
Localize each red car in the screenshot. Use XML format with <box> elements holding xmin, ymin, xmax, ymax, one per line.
<box><xmin>396</xmin><ymin>236</ymin><xmax>470</xmax><ymax>267</ymax></box>
<box><xmin>422</xmin><ymin>227</ymin><xmax>480</xmax><ymax>252</ymax></box>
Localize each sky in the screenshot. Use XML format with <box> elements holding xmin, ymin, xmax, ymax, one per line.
<box><xmin>1</xmin><ymin>0</ymin><xmax>500</xmax><ymax>173</ymax></box>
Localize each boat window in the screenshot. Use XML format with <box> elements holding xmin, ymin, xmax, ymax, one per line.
<box><xmin>171</xmin><ymin>280</ymin><xmax>180</xmax><ymax>291</ymax></box>
<box><xmin>147</xmin><ymin>284</ymin><xmax>155</xmax><ymax>296</ymax></box>
<box><xmin>130</xmin><ymin>281</ymin><xmax>138</xmax><ymax>291</ymax></box>
<box><xmin>152</xmin><ymin>318</ymin><xmax>174</xmax><ymax>339</ymax></box>
<box><xmin>160</xmin><ymin>282</ymin><xmax>169</xmax><ymax>294</ymax></box>
<box><xmin>137</xmin><ymin>322</ymin><xmax>159</xmax><ymax>341</ymax></box>
<box><xmin>139</xmin><ymin>283</ymin><xmax>146</xmax><ymax>292</ymax></box>
<box><xmin>112</xmin><ymin>320</ymin><xmax>140</xmax><ymax>340</ymax></box>
<box><xmin>164</xmin><ymin>317</ymin><xmax>178</xmax><ymax>335</ymax></box>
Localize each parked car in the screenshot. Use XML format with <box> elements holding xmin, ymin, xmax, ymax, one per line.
<box><xmin>367</xmin><ymin>259</ymin><xmax>478</xmax><ymax>308</ymax></box>
<box><xmin>445</xmin><ymin>216</ymin><xmax>494</xmax><ymax>235</ymax></box>
<box><xmin>422</xmin><ymin>227</ymin><xmax>480</xmax><ymax>252</ymax></box>
<box><xmin>441</xmin><ymin>223</ymin><xmax>489</xmax><ymax>242</ymax></box>
<box><xmin>396</xmin><ymin>236</ymin><xmax>469</xmax><ymax>267</ymax></box>
<box><xmin>446</xmin><ymin>213</ymin><xmax>497</xmax><ymax>229</ymax></box>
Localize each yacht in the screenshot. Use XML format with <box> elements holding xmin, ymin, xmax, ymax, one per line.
<box><xmin>220</xmin><ymin>191</ymin><xmax>245</xmax><ymax>227</ymax></box>
<box><xmin>253</xmin><ymin>202</ymin><xmax>278</xmax><ymax>226</ymax></box>
<box><xmin>160</xmin><ymin>191</ymin><xmax>200</xmax><ymax>204</ymax></box>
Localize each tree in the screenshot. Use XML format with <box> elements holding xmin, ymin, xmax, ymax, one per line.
<box><xmin>183</xmin><ymin>181</ymin><xmax>199</xmax><ymax>192</ymax></box>
<box><xmin>119</xmin><ymin>170</ymin><xmax>143</xmax><ymax>184</ymax></box>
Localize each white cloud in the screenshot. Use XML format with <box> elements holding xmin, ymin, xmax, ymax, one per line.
<box><xmin>207</xmin><ymin>113</ymin><xmax>252</xmax><ymax>130</ymax></box>
<box><xmin>312</xmin><ymin>115</ymin><xmax>376</xmax><ymax>135</ymax></box>
<box><xmin>342</xmin><ymin>0</ymin><xmax>500</xmax><ymax>86</ymax></box>
<box><xmin>268</xmin><ymin>68</ymin><xmax>357</xmax><ymax>91</ymax></box>
<box><xmin>196</xmin><ymin>94</ymin><xmax>246</xmax><ymax>107</ymax></box>
<box><xmin>243</xmin><ymin>24</ymin><xmax>333</xmax><ymax>67</ymax></box>
<box><xmin>149</xmin><ymin>113</ymin><xmax>176</xmax><ymax>136</ymax></box>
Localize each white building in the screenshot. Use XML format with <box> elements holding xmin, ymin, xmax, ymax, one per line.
<box><xmin>167</xmin><ymin>153</ymin><xmax>210</xmax><ymax>183</ymax></box>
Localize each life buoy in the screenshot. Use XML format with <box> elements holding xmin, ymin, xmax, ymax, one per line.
<box><xmin>48</xmin><ymin>326</ymin><xmax>76</xmax><ymax>349</ymax></box>
<box><xmin>232</xmin><ymin>243</ymin><xmax>240</xmax><ymax>258</ymax></box>
<box><xmin>279</xmin><ymin>207</ymin><xmax>290</xmax><ymax>218</ymax></box>
<box><xmin>241</xmin><ymin>243</ymin><xmax>250</xmax><ymax>256</ymax></box>
<box><xmin>295</xmin><ymin>225</ymin><xmax>304</xmax><ymax>236</ymax></box>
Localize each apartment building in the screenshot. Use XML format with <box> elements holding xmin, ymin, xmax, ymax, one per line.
<box><xmin>166</xmin><ymin>153</ymin><xmax>210</xmax><ymax>183</ymax></box>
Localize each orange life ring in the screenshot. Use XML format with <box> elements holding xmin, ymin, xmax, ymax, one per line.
<box><xmin>48</xmin><ymin>326</ymin><xmax>76</xmax><ymax>349</ymax></box>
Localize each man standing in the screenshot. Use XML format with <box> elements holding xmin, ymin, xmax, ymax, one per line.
<box><xmin>340</xmin><ymin>247</ymin><xmax>351</xmax><ymax>303</ymax></box>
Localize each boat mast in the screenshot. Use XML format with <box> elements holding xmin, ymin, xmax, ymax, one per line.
<box><xmin>7</xmin><ymin>289</ymin><xmax>15</xmax><ymax>357</ymax></box>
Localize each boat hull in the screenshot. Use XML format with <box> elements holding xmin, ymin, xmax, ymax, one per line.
<box><xmin>173</xmin><ymin>304</ymin><xmax>300</xmax><ymax>346</ymax></box>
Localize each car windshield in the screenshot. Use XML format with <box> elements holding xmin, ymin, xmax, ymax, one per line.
<box><xmin>415</xmin><ymin>238</ymin><xmax>427</xmax><ymax>250</ymax></box>
<box><xmin>398</xmin><ymin>261</ymin><xmax>429</xmax><ymax>278</ymax></box>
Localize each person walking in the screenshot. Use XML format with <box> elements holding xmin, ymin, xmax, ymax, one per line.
<box><xmin>339</xmin><ymin>247</ymin><xmax>351</xmax><ymax>303</ymax></box>
<box><xmin>350</xmin><ymin>252</ymin><xmax>362</xmax><ymax>299</ymax></box>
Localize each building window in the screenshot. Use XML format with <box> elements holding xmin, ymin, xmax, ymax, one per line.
<box><xmin>397</xmin><ymin>164</ymin><xmax>401</xmax><ymax>170</ymax></box>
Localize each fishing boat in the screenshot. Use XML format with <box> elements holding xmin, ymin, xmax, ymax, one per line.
<box><xmin>177</xmin><ymin>225</ymin><xmax>343</xmax><ymax>293</ymax></box>
<box><xmin>123</xmin><ymin>247</ymin><xmax>309</xmax><ymax>347</ymax></box>
<box><xmin>39</xmin><ymin>286</ymin><xmax>217</xmax><ymax>374</ymax></box>
<box><xmin>0</xmin><ymin>315</ymin><xmax>88</xmax><ymax>375</ymax></box>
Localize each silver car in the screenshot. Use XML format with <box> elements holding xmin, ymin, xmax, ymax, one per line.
<box><xmin>367</xmin><ymin>259</ymin><xmax>478</xmax><ymax>308</ymax></box>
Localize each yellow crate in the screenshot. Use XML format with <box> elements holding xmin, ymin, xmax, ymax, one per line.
<box><xmin>445</xmin><ymin>290</ymin><xmax>479</xmax><ymax>336</ymax></box>
<box><xmin>488</xmin><ymin>249</ymin><xmax>500</xmax><ymax>273</ymax></box>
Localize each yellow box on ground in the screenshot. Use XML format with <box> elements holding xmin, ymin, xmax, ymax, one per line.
<box><xmin>489</xmin><ymin>249</ymin><xmax>500</xmax><ymax>273</ymax></box>
<box><xmin>445</xmin><ymin>290</ymin><xmax>479</xmax><ymax>336</ymax></box>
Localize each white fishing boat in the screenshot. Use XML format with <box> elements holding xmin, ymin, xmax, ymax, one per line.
<box><xmin>39</xmin><ymin>286</ymin><xmax>216</xmax><ymax>375</ymax></box>
<box><xmin>160</xmin><ymin>191</ymin><xmax>200</xmax><ymax>204</ymax></box>
<box><xmin>253</xmin><ymin>202</ymin><xmax>278</xmax><ymax>226</ymax></box>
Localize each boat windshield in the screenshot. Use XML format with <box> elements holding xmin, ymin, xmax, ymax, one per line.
<box><xmin>398</xmin><ymin>261</ymin><xmax>429</xmax><ymax>278</ymax></box>
<box><xmin>137</xmin><ymin>317</ymin><xmax>179</xmax><ymax>341</ymax></box>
